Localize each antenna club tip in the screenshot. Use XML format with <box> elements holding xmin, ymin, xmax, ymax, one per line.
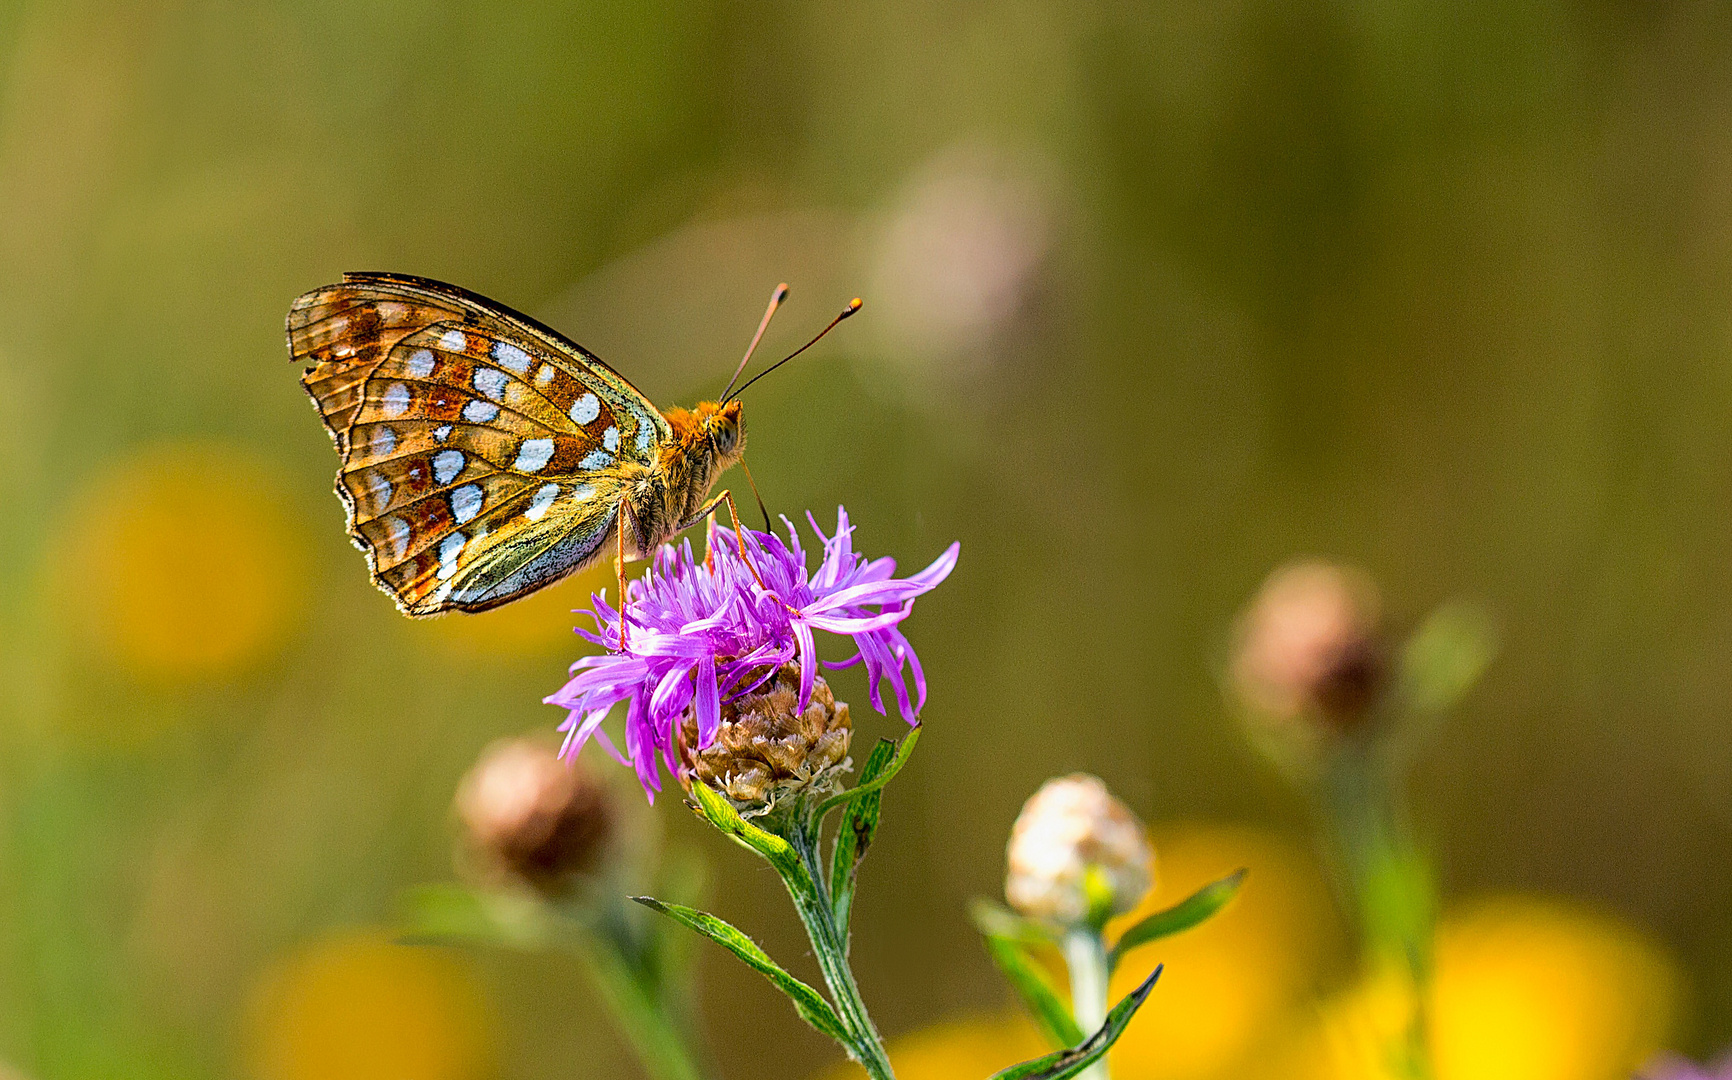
<box><xmin>844</xmin><ymin>297</ymin><xmax>863</xmax><ymax>315</ymax></box>
<box><xmin>774</xmin><ymin>283</ymin><xmax>790</xmax><ymax>300</ymax></box>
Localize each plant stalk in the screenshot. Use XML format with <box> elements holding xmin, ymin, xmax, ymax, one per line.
<box><xmin>574</xmin><ymin>928</ymin><xmax>708</xmax><ymax>1080</ymax></box>
<box><xmin>785</xmin><ymin>816</ymin><xmax>897</xmax><ymax>1080</ymax></box>
<box><xmin>1062</xmin><ymin>928</ymin><xmax>1111</xmax><ymax>1080</ymax></box>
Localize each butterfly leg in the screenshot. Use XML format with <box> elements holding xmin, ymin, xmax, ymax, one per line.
<box><xmin>683</xmin><ymin>490</ymin><xmax>768</xmax><ymax>591</ymax></box>
<box><xmin>615</xmin><ymin>496</ymin><xmax>631</xmax><ymax>652</ymax></box>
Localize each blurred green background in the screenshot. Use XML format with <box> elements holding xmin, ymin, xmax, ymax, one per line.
<box><xmin>3</xmin><ymin>0</ymin><xmax>1732</xmax><ymax>1077</ymax></box>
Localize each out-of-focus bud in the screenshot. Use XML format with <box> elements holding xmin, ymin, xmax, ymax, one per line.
<box><xmin>456</xmin><ymin>737</ymin><xmax>613</xmax><ymax>895</ymax></box>
<box><xmin>1231</xmin><ymin>559</ymin><xmax>1387</xmax><ymax>733</ymax></box>
<box><xmin>1005</xmin><ymin>774</ymin><xmax>1153</xmax><ymax>926</ymax></box>
<box><xmin>680</xmin><ymin>664</ymin><xmax>852</xmax><ymax>811</ymax></box>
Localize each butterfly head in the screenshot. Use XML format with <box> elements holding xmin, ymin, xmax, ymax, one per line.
<box><xmin>694</xmin><ymin>398</ymin><xmax>745</xmax><ymax>467</ymax></box>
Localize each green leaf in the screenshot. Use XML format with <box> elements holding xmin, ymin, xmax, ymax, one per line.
<box><xmin>986</xmin><ymin>966</ymin><xmax>1163</xmax><ymax>1080</ymax></box>
<box><xmin>829</xmin><ymin>737</ymin><xmax>899</xmax><ymax>931</ymax></box>
<box><xmin>688</xmin><ymin>780</ymin><xmax>802</xmax><ymax>877</ymax></box>
<box><xmin>1107</xmin><ymin>869</ymin><xmax>1246</xmax><ymax>973</ymax></box>
<box><xmin>395</xmin><ymin>883</ymin><xmax>560</xmax><ymax>951</ymax></box>
<box><xmin>970</xmin><ymin>901</ymin><xmax>1083</xmax><ymax>1048</ymax></box>
<box><xmin>970</xmin><ymin>900</ymin><xmax>1059</xmax><ymax>948</ymax></box>
<box><xmin>632</xmin><ymin>896</ymin><xmax>851</xmax><ymax>1045</ymax></box>
<box><xmin>1399</xmin><ymin>600</ymin><xmax>1497</xmax><ymax>715</ymax></box>
<box><xmin>813</xmin><ymin>726</ymin><xmax>921</xmax><ymax>820</ymax></box>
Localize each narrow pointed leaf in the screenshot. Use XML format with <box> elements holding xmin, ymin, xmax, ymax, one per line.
<box><xmin>830</xmin><ymin>737</ymin><xmax>899</xmax><ymax>930</ymax></box>
<box><xmin>395</xmin><ymin>883</ymin><xmax>558</xmax><ymax>951</ymax></box>
<box><xmin>813</xmin><ymin>726</ymin><xmax>921</xmax><ymax>820</ymax></box>
<box><xmin>970</xmin><ymin>901</ymin><xmax>1083</xmax><ymax>1048</ymax></box>
<box><xmin>688</xmin><ymin>781</ymin><xmax>802</xmax><ymax>877</ymax></box>
<box><xmin>632</xmin><ymin>896</ymin><xmax>850</xmax><ymax>1044</ymax></box>
<box><xmin>986</xmin><ymin>965</ymin><xmax>1163</xmax><ymax>1080</ymax></box>
<box><xmin>1107</xmin><ymin>869</ymin><xmax>1246</xmax><ymax>973</ymax></box>
<box><xmin>970</xmin><ymin>900</ymin><xmax>1059</xmax><ymax>948</ymax></box>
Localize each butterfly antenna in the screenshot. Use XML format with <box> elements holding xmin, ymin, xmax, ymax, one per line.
<box><xmin>728</xmin><ymin>297</ymin><xmax>862</xmax><ymax>402</ymax></box>
<box><xmin>739</xmin><ymin>458</ymin><xmax>773</xmax><ymax>532</ymax></box>
<box><xmin>721</xmin><ymin>283</ymin><xmax>790</xmax><ymax>400</ymax></box>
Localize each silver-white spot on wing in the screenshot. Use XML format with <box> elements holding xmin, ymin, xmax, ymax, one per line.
<box><xmin>491</xmin><ymin>340</ymin><xmax>531</xmax><ymax>373</ymax></box>
<box><xmin>434</xmin><ymin>424</ymin><xmax>452</xmax><ymax>442</ymax></box>
<box><xmin>440</xmin><ymin>328</ymin><xmax>468</xmax><ymax>354</ymax></box>
<box><xmin>473</xmin><ymin>367</ymin><xmax>507</xmax><ymax>400</ymax></box>
<box><xmin>437</xmin><ymin>532</ymin><xmax>466</xmax><ymax>580</ymax></box>
<box><xmin>580</xmin><ymin>450</ymin><xmax>613</xmax><ymax>470</ymax></box>
<box><xmin>635</xmin><ymin>421</ymin><xmax>654</xmax><ymax>454</ymax></box>
<box><xmin>602</xmin><ymin>426</ymin><xmax>619</xmax><ymax>451</ymax></box>
<box><xmin>462</xmin><ymin>399</ymin><xmax>500</xmax><ymax>424</ymax></box>
<box><xmin>406</xmin><ymin>349</ymin><xmax>435</xmax><ymax>378</ymax></box>
<box><xmin>381</xmin><ymin>382</ymin><xmax>411</xmax><ymax>418</ymax></box>
<box><xmin>450</xmin><ymin>484</ymin><xmax>484</xmax><ymax>525</ymax></box>
<box><xmin>372</xmin><ymin>426</ymin><xmax>397</xmax><ymax>456</ymax></box>
<box><xmin>432</xmin><ymin>449</ymin><xmax>465</xmax><ymax>485</ymax></box>
<box><xmin>571</xmin><ymin>483</ymin><xmax>596</xmax><ymax>503</ymax></box>
<box><xmin>525</xmin><ymin>483</ymin><xmax>559</xmax><ymax>521</ymax></box>
<box><xmin>535</xmin><ymin>364</ymin><xmax>555</xmax><ymax>385</ymax></box>
<box><xmin>384</xmin><ymin>515</ymin><xmax>411</xmax><ymax>559</ymax></box>
<box><xmin>365</xmin><ymin>470</ymin><xmax>392</xmax><ymax>512</ymax></box>
<box><xmin>570</xmin><ymin>393</ymin><xmax>600</xmax><ymax>425</ymax></box>
<box><xmin>513</xmin><ymin>438</ymin><xmax>554</xmax><ymax>473</ymax></box>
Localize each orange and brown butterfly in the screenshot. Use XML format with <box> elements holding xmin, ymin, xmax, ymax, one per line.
<box><xmin>286</xmin><ymin>271</ymin><xmax>857</xmax><ymax>619</ymax></box>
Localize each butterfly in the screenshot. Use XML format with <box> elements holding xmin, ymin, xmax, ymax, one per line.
<box><xmin>287</xmin><ymin>271</ymin><xmax>857</xmax><ymax>620</ymax></box>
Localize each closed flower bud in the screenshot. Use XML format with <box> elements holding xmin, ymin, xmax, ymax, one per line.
<box><xmin>680</xmin><ymin>663</ymin><xmax>852</xmax><ymax>811</ymax></box>
<box><xmin>1005</xmin><ymin>774</ymin><xmax>1153</xmax><ymax>926</ymax></box>
<box><xmin>1232</xmin><ymin>559</ymin><xmax>1387</xmax><ymax>732</ymax></box>
<box><xmin>456</xmin><ymin>737</ymin><xmax>613</xmax><ymax>894</ymax></box>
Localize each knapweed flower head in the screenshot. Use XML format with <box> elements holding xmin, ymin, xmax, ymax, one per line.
<box><xmin>545</xmin><ymin>507</ymin><xmax>958</xmax><ymax>802</ymax></box>
<box><xmin>455</xmin><ymin>737</ymin><xmax>613</xmax><ymax>895</ymax></box>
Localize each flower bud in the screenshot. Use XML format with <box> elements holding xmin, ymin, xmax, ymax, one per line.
<box><xmin>455</xmin><ymin>737</ymin><xmax>613</xmax><ymax>894</ymax></box>
<box><xmin>1231</xmin><ymin>559</ymin><xmax>1387</xmax><ymax>732</ymax></box>
<box><xmin>1005</xmin><ymin>774</ymin><xmax>1153</xmax><ymax>926</ymax></box>
<box><xmin>680</xmin><ymin>663</ymin><xmax>852</xmax><ymax>810</ymax></box>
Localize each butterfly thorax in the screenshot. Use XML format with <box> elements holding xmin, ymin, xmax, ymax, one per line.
<box><xmin>624</xmin><ymin>399</ymin><xmax>744</xmax><ymax>555</ymax></box>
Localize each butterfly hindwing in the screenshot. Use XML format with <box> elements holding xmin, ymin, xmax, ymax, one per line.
<box><xmin>288</xmin><ymin>272</ymin><xmax>673</xmax><ymax>615</ymax></box>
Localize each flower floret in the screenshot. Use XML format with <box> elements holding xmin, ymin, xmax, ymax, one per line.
<box><xmin>545</xmin><ymin>507</ymin><xmax>958</xmax><ymax>801</ymax></box>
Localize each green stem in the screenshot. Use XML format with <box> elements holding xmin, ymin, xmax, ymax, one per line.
<box><xmin>1322</xmin><ymin>741</ymin><xmax>1435</xmax><ymax>1080</ymax></box>
<box><xmin>574</xmin><ymin>931</ymin><xmax>708</xmax><ymax>1080</ymax></box>
<box><xmin>1062</xmin><ymin>928</ymin><xmax>1111</xmax><ymax>1080</ymax></box>
<box><xmin>785</xmin><ymin>818</ymin><xmax>897</xmax><ymax>1080</ymax></box>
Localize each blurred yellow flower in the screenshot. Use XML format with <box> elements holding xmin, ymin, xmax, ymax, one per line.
<box><xmin>52</xmin><ymin>441</ymin><xmax>308</xmax><ymax>683</ymax></box>
<box><xmin>818</xmin><ymin>1013</ymin><xmax>1049</xmax><ymax>1080</ymax></box>
<box><xmin>243</xmin><ymin>930</ymin><xmax>495</xmax><ymax>1080</ymax></box>
<box><xmin>1105</xmin><ymin>824</ymin><xmax>1339</xmax><ymax>1080</ymax></box>
<box><xmin>414</xmin><ymin>559</ymin><xmax>616</xmax><ymax>660</ymax></box>
<box><xmin>1277</xmin><ymin>896</ymin><xmax>1681</xmax><ymax>1080</ymax></box>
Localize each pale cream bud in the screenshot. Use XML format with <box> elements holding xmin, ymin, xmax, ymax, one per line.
<box><xmin>1005</xmin><ymin>774</ymin><xmax>1153</xmax><ymax>925</ymax></box>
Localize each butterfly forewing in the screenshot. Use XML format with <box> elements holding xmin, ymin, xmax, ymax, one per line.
<box><xmin>289</xmin><ymin>272</ymin><xmax>673</xmax><ymax>615</ymax></box>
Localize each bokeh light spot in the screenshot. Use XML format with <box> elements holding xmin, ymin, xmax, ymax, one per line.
<box><xmin>243</xmin><ymin>931</ymin><xmax>495</xmax><ymax>1080</ymax></box>
<box><xmin>1281</xmin><ymin>896</ymin><xmax>1681</xmax><ymax>1080</ymax></box>
<box><xmin>54</xmin><ymin>441</ymin><xmax>308</xmax><ymax>683</ymax></box>
<box><xmin>1105</xmin><ymin>824</ymin><xmax>1337</xmax><ymax>1080</ymax></box>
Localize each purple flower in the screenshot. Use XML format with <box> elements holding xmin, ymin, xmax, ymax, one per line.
<box><xmin>1644</xmin><ymin>1055</ymin><xmax>1732</xmax><ymax>1080</ymax></box>
<box><xmin>545</xmin><ymin>507</ymin><xmax>959</xmax><ymax>802</ymax></box>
